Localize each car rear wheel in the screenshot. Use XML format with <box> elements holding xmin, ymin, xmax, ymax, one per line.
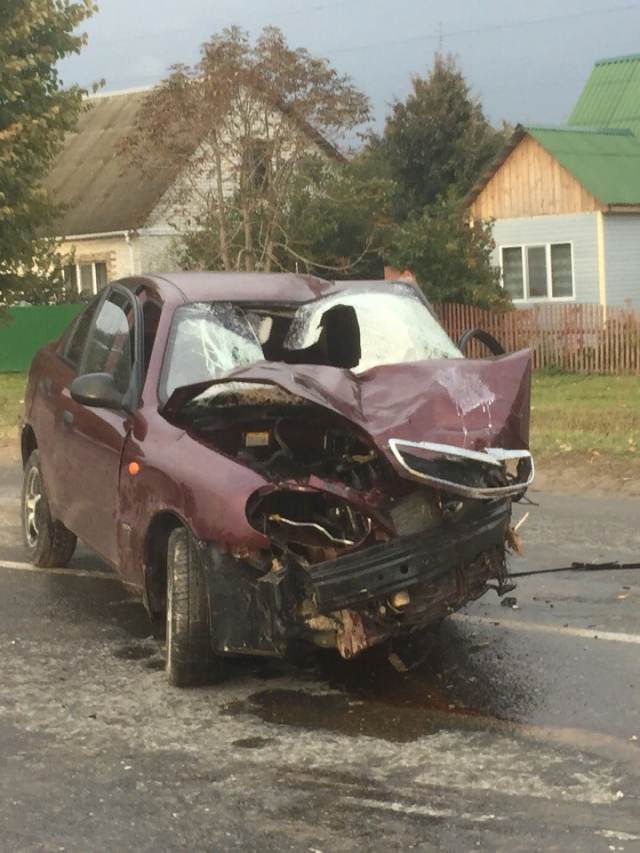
<box><xmin>165</xmin><ymin>527</ymin><xmax>225</xmax><ymax>687</ymax></box>
<box><xmin>22</xmin><ymin>450</ymin><xmax>77</xmax><ymax>567</ymax></box>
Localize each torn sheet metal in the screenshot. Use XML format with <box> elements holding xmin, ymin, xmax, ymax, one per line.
<box><xmin>164</xmin><ymin>350</ymin><xmax>532</xmax><ymax>475</ymax></box>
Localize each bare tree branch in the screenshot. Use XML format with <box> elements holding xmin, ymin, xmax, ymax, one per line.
<box><xmin>121</xmin><ymin>26</ymin><xmax>370</xmax><ymax>274</ymax></box>
<box><xmin>272</xmin><ymin>235</ymin><xmax>375</xmax><ymax>273</ymax></box>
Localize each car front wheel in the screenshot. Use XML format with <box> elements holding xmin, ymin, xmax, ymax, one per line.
<box><xmin>165</xmin><ymin>527</ymin><xmax>225</xmax><ymax>687</ymax></box>
<box><xmin>22</xmin><ymin>450</ymin><xmax>77</xmax><ymax>567</ymax></box>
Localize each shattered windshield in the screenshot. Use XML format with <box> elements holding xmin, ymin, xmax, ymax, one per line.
<box><xmin>162</xmin><ymin>302</ymin><xmax>264</xmax><ymax>397</ymax></box>
<box><xmin>161</xmin><ymin>285</ymin><xmax>461</xmax><ymax>399</ymax></box>
<box><xmin>283</xmin><ymin>283</ymin><xmax>462</xmax><ymax>371</ymax></box>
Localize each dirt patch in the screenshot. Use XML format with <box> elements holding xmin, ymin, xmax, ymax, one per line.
<box><xmin>534</xmin><ymin>452</ymin><xmax>640</xmax><ymax>497</ymax></box>
<box><xmin>0</xmin><ymin>433</ymin><xmax>20</xmax><ymax>465</ymax></box>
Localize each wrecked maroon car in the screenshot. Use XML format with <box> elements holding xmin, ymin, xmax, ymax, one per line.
<box><xmin>21</xmin><ymin>273</ymin><xmax>533</xmax><ymax>685</ymax></box>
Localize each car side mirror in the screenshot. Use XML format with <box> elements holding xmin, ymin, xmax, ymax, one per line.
<box><xmin>70</xmin><ymin>373</ymin><xmax>126</xmax><ymax>410</ymax></box>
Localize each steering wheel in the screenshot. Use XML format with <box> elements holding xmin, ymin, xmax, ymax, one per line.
<box><xmin>457</xmin><ymin>328</ymin><xmax>505</xmax><ymax>357</ymax></box>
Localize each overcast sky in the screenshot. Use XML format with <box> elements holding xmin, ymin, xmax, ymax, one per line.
<box><xmin>59</xmin><ymin>0</ymin><xmax>640</xmax><ymax>138</ymax></box>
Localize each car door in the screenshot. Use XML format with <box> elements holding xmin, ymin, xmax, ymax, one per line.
<box><xmin>56</xmin><ymin>285</ymin><xmax>142</xmax><ymax>566</ymax></box>
<box><xmin>32</xmin><ymin>295</ymin><xmax>103</xmax><ymax>518</ymax></box>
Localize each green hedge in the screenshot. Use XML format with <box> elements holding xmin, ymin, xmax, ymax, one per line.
<box><xmin>0</xmin><ymin>305</ymin><xmax>83</xmax><ymax>372</ymax></box>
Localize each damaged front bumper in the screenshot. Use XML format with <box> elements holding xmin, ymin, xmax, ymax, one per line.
<box><xmin>200</xmin><ymin>498</ymin><xmax>511</xmax><ymax>660</ymax></box>
<box><xmin>303</xmin><ymin>498</ymin><xmax>510</xmax><ymax>613</ymax></box>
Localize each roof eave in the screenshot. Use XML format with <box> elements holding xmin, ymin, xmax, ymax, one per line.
<box><xmin>605</xmin><ymin>203</ymin><xmax>640</xmax><ymax>212</ymax></box>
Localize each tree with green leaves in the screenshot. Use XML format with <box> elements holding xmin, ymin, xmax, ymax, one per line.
<box><xmin>124</xmin><ymin>26</ymin><xmax>371</xmax><ymax>275</ymax></box>
<box><xmin>274</xmin><ymin>152</ymin><xmax>394</xmax><ymax>279</ymax></box>
<box><xmin>366</xmin><ymin>54</ymin><xmax>509</xmax><ymax>306</ymax></box>
<box><xmin>386</xmin><ymin>195</ymin><xmax>507</xmax><ymax>308</ymax></box>
<box><xmin>377</xmin><ymin>53</ymin><xmax>506</xmax><ymax>219</ymax></box>
<box><xmin>0</xmin><ymin>0</ymin><xmax>96</xmax><ymax>303</ymax></box>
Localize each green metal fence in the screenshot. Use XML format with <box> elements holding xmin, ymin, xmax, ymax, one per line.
<box><xmin>0</xmin><ymin>305</ymin><xmax>83</xmax><ymax>372</ymax></box>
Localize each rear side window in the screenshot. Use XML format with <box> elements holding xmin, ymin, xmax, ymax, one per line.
<box><xmin>81</xmin><ymin>290</ymin><xmax>136</xmax><ymax>394</ymax></box>
<box><xmin>141</xmin><ymin>297</ymin><xmax>162</xmax><ymax>377</ymax></box>
<box><xmin>63</xmin><ymin>298</ymin><xmax>101</xmax><ymax>368</ymax></box>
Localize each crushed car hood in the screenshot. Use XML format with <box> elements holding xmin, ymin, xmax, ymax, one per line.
<box><xmin>163</xmin><ymin>350</ymin><xmax>532</xmax><ymax>457</ymax></box>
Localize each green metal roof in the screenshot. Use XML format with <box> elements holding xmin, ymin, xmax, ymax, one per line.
<box><xmin>468</xmin><ymin>55</ymin><xmax>640</xmax><ymax>210</ymax></box>
<box><xmin>569</xmin><ymin>53</ymin><xmax>640</xmax><ymax>136</ymax></box>
<box><xmin>526</xmin><ymin>125</ymin><xmax>640</xmax><ymax>205</ymax></box>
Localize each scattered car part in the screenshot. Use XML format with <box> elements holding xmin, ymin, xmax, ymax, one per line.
<box><xmin>508</xmin><ymin>561</ymin><xmax>640</xmax><ymax>579</ymax></box>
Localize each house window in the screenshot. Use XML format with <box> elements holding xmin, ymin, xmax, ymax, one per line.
<box><xmin>500</xmin><ymin>243</ymin><xmax>574</xmax><ymax>300</ymax></box>
<box><xmin>550</xmin><ymin>243</ymin><xmax>573</xmax><ymax>297</ymax></box>
<box><xmin>501</xmin><ymin>247</ymin><xmax>525</xmax><ymax>299</ymax></box>
<box><xmin>243</xmin><ymin>139</ymin><xmax>271</xmax><ymax>192</ymax></box>
<box><xmin>63</xmin><ymin>261</ymin><xmax>109</xmax><ymax>296</ymax></box>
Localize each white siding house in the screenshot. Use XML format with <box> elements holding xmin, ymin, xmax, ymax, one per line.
<box><xmin>468</xmin><ymin>54</ymin><xmax>640</xmax><ymax>310</ymax></box>
<box><xmin>491</xmin><ymin>213</ymin><xmax>600</xmax><ymax>306</ymax></box>
<box><xmin>603</xmin><ymin>214</ymin><xmax>640</xmax><ymax>307</ymax></box>
<box><xmin>44</xmin><ymin>87</ymin><xmax>341</xmax><ymax>295</ymax></box>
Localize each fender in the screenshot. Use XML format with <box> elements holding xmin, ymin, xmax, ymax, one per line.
<box><xmin>116</xmin><ymin>420</ymin><xmax>270</xmax><ymax>587</ymax></box>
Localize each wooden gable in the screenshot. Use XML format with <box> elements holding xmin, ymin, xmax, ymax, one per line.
<box><xmin>469</xmin><ymin>134</ymin><xmax>604</xmax><ymax>220</ymax></box>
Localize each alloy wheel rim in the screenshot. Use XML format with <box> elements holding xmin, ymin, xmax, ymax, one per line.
<box><xmin>24</xmin><ymin>467</ymin><xmax>42</xmax><ymax>548</ymax></box>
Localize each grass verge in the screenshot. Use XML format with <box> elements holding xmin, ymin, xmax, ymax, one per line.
<box><xmin>1</xmin><ymin>371</ymin><xmax>638</xmax><ymax>489</ymax></box>
<box><xmin>530</xmin><ymin>372</ymin><xmax>640</xmax><ymax>493</ymax></box>
<box><xmin>0</xmin><ymin>372</ymin><xmax>26</xmax><ymax>445</ymax></box>
<box><xmin>531</xmin><ymin>373</ymin><xmax>639</xmax><ymax>457</ymax></box>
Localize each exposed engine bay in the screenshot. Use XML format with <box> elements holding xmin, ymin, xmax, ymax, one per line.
<box><xmin>171</xmin><ymin>382</ymin><xmax>525</xmax><ymax>661</ymax></box>
<box><xmin>160</xmin><ymin>284</ymin><xmax>533</xmax><ymax>661</ymax></box>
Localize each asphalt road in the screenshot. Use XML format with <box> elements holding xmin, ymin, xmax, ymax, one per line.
<box><xmin>1</xmin><ymin>455</ymin><xmax>640</xmax><ymax>852</ymax></box>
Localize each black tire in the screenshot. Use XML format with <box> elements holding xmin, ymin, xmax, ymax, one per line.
<box><xmin>22</xmin><ymin>450</ymin><xmax>77</xmax><ymax>568</ymax></box>
<box><xmin>165</xmin><ymin>527</ymin><xmax>225</xmax><ymax>687</ymax></box>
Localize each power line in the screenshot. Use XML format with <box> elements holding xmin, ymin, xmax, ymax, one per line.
<box><xmin>324</xmin><ymin>1</ymin><xmax>640</xmax><ymax>55</ymax></box>
<box><xmin>81</xmin><ymin>0</ymin><xmax>640</xmax><ymax>53</ymax></box>
<box><xmin>73</xmin><ymin>0</ymin><xmax>640</xmax><ymax>91</ymax></box>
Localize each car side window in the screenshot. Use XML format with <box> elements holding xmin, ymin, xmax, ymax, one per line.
<box><xmin>80</xmin><ymin>290</ymin><xmax>136</xmax><ymax>394</ymax></box>
<box><xmin>62</xmin><ymin>296</ymin><xmax>102</xmax><ymax>368</ymax></box>
<box><xmin>140</xmin><ymin>296</ymin><xmax>162</xmax><ymax>378</ymax></box>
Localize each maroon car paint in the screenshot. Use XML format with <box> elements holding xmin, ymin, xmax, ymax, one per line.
<box><xmin>57</xmin><ymin>390</ymin><xmax>130</xmax><ymax>565</ymax></box>
<box><xmin>117</xmin><ymin>425</ymin><xmax>271</xmax><ymax>587</ymax></box>
<box><xmin>164</xmin><ymin>351</ymin><xmax>532</xmax><ymax>467</ymax></box>
<box><xmin>23</xmin><ymin>272</ymin><xmax>531</xmax><ymax>605</ymax></box>
<box><xmin>27</xmin><ymin>343</ymin><xmax>74</xmax><ymax>516</ymax></box>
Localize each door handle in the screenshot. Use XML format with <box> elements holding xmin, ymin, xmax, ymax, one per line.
<box><xmin>63</xmin><ymin>410</ymin><xmax>74</xmax><ymax>426</ymax></box>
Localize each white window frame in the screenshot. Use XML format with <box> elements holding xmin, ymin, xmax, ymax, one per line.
<box><xmin>499</xmin><ymin>245</ymin><xmax>525</xmax><ymax>300</ymax></box>
<box><xmin>72</xmin><ymin>261</ymin><xmax>109</xmax><ymax>296</ymax></box>
<box><xmin>499</xmin><ymin>242</ymin><xmax>575</xmax><ymax>302</ymax></box>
